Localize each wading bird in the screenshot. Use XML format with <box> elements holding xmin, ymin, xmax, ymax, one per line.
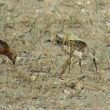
<box><xmin>55</xmin><ymin>33</ymin><xmax>97</xmax><ymax>76</ymax></box>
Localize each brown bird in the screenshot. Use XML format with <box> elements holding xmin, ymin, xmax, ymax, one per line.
<box><xmin>0</xmin><ymin>40</ymin><xmax>17</xmax><ymax>64</ymax></box>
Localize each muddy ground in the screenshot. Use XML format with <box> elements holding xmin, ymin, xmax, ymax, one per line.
<box><xmin>0</xmin><ymin>0</ymin><xmax>110</xmax><ymax>110</ymax></box>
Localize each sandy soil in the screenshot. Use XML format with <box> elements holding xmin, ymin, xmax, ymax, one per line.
<box><xmin>0</xmin><ymin>0</ymin><xmax>110</xmax><ymax>110</ymax></box>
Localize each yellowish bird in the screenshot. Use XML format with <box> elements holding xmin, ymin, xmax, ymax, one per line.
<box><xmin>55</xmin><ymin>33</ymin><xmax>97</xmax><ymax>73</ymax></box>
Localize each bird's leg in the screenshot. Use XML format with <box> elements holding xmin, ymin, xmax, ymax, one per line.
<box><xmin>59</xmin><ymin>57</ymin><xmax>71</xmax><ymax>79</ymax></box>
<box><xmin>89</xmin><ymin>48</ymin><xmax>97</xmax><ymax>72</ymax></box>
<box><xmin>59</xmin><ymin>46</ymin><xmax>73</xmax><ymax>78</ymax></box>
<box><xmin>79</xmin><ymin>58</ymin><xmax>82</xmax><ymax>67</ymax></box>
<box><xmin>79</xmin><ymin>58</ymin><xmax>83</xmax><ymax>73</ymax></box>
<box><xmin>62</xmin><ymin>39</ymin><xmax>65</xmax><ymax>54</ymax></box>
<box><xmin>92</xmin><ymin>50</ymin><xmax>97</xmax><ymax>72</ymax></box>
<box><xmin>68</xmin><ymin>46</ymin><xmax>73</xmax><ymax>74</ymax></box>
<box><xmin>74</xmin><ymin>50</ymin><xmax>83</xmax><ymax>73</ymax></box>
<box><xmin>93</xmin><ymin>57</ymin><xmax>97</xmax><ymax>72</ymax></box>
